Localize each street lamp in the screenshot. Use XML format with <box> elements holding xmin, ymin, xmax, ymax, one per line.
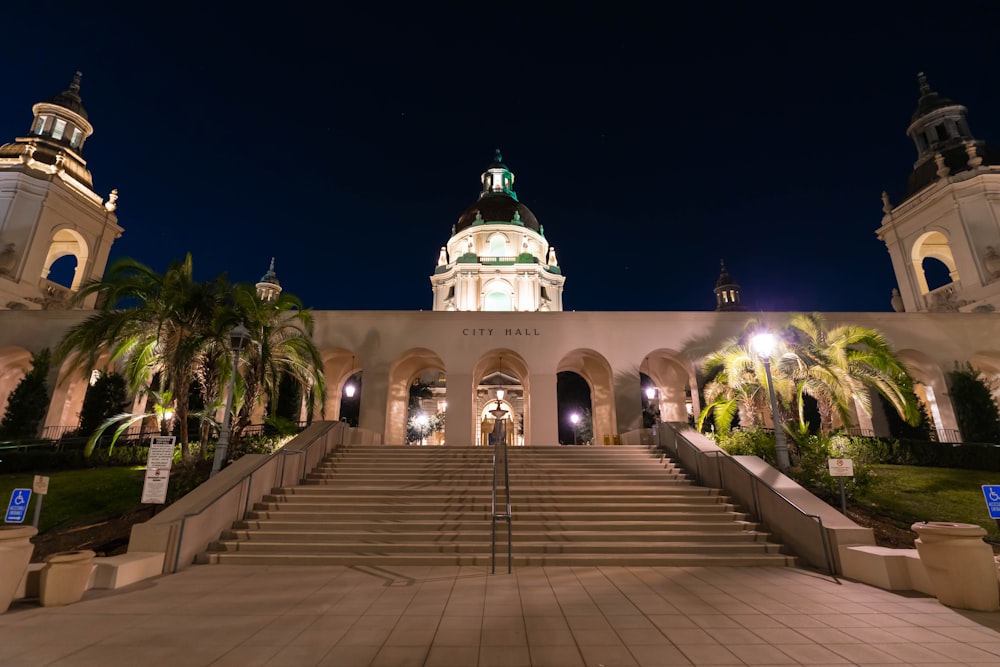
<box><xmin>415</xmin><ymin>413</ymin><xmax>429</xmax><ymax>446</ymax></box>
<box><xmin>750</xmin><ymin>331</ymin><xmax>791</xmax><ymax>473</ymax></box>
<box><xmin>211</xmin><ymin>323</ymin><xmax>251</xmax><ymax>476</ymax></box>
<box><xmin>570</xmin><ymin>412</ymin><xmax>580</xmax><ymax>445</ymax></box>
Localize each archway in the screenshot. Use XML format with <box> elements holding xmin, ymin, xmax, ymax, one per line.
<box><xmin>640</xmin><ymin>350</ymin><xmax>699</xmax><ymax>425</ymax></box>
<box><xmin>897</xmin><ymin>349</ymin><xmax>959</xmax><ymax>441</ymax></box>
<box><xmin>321</xmin><ymin>349</ymin><xmax>362</xmax><ymax>424</ymax></box>
<box><xmin>557</xmin><ymin>349</ymin><xmax>614</xmax><ymax>445</ymax></box>
<box><xmin>472</xmin><ymin>350</ymin><xmax>529</xmax><ymax>446</ymax></box>
<box><xmin>42</xmin><ymin>227</ymin><xmax>89</xmax><ymax>291</ymax></box>
<box><xmin>385</xmin><ymin>349</ymin><xmax>446</xmax><ymax>445</ymax></box>
<box><xmin>557</xmin><ymin>371</ymin><xmax>591</xmax><ymax>445</ymax></box>
<box><xmin>0</xmin><ymin>346</ymin><xmax>33</xmax><ymax>422</ymax></box>
<box><xmin>911</xmin><ymin>231</ymin><xmax>959</xmax><ymax>308</ymax></box>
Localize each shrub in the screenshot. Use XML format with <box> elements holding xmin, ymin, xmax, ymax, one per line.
<box><xmin>711</xmin><ymin>427</ymin><xmax>776</xmax><ymax>464</ymax></box>
<box><xmin>793</xmin><ymin>433</ymin><xmax>877</xmax><ymax>498</ymax></box>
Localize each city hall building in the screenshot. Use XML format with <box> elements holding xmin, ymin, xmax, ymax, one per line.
<box><xmin>1</xmin><ymin>75</ymin><xmax>999</xmax><ymax>447</ymax></box>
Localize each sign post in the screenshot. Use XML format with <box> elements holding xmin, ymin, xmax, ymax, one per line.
<box><xmin>5</xmin><ymin>488</ymin><xmax>31</xmax><ymax>524</ymax></box>
<box><xmin>31</xmin><ymin>475</ymin><xmax>49</xmax><ymax>528</ymax></box>
<box><xmin>982</xmin><ymin>485</ymin><xmax>1000</xmax><ymax>533</ymax></box>
<box><xmin>141</xmin><ymin>436</ymin><xmax>176</xmax><ymax>505</ymax></box>
<box><xmin>828</xmin><ymin>458</ymin><xmax>855</xmax><ymax>514</ymax></box>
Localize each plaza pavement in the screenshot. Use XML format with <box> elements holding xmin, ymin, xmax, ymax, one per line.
<box><xmin>2</xmin><ymin>564</ymin><xmax>1000</xmax><ymax>666</ymax></box>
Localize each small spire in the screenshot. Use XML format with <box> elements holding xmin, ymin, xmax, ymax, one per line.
<box><xmin>917</xmin><ymin>72</ymin><xmax>931</xmax><ymax>96</ymax></box>
<box><xmin>69</xmin><ymin>71</ymin><xmax>82</xmax><ymax>94</ymax></box>
<box><xmin>495</xmin><ymin>148</ymin><xmax>503</xmax><ymax>164</ymax></box>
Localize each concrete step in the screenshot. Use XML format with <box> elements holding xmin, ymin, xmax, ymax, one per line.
<box><xmin>222</xmin><ymin>529</ymin><xmax>771</xmax><ymax>542</ymax></box>
<box><xmin>200</xmin><ymin>444</ymin><xmax>792</xmax><ymax>568</ymax></box>
<box><xmin>208</xmin><ymin>540</ymin><xmax>785</xmax><ymax>556</ymax></box>
<box><xmin>199</xmin><ymin>552</ymin><xmax>797</xmax><ymax>567</ymax></box>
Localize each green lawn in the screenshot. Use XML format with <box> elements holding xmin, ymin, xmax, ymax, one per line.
<box><xmin>856</xmin><ymin>464</ymin><xmax>1000</xmax><ymax>538</ymax></box>
<box><xmin>0</xmin><ymin>467</ymin><xmax>146</xmax><ymax>532</ymax></box>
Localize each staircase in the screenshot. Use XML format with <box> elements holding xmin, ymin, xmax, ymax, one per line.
<box><xmin>200</xmin><ymin>445</ymin><xmax>795</xmax><ymax>567</ymax></box>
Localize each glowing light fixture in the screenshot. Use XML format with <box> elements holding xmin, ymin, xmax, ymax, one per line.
<box><xmin>750</xmin><ymin>331</ymin><xmax>790</xmax><ymax>473</ymax></box>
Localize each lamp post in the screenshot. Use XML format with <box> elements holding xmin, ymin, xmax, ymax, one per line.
<box><xmin>750</xmin><ymin>331</ymin><xmax>791</xmax><ymax>473</ymax></box>
<box><xmin>570</xmin><ymin>412</ymin><xmax>580</xmax><ymax>445</ymax></box>
<box><xmin>415</xmin><ymin>413</ymin><xmax>429</xmax><ymax>446</ymax></box>
<box><xmin>211</xmin><ymin>323</ymin><xmax>251</xmax><ymax>477</ymax></box>
<box><xmin>645</xmin><ymin>386</ymin><xmax>658</xmax><ymax>440</ymax></box>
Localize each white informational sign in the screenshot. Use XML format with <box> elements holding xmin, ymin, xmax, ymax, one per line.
<box><xmin>147</xmin><ymin>436</ymin><xmax>176</xmax><ymax>470</ymax></box>
<box><xmin>141</xmin><ymin>468</ymin><xmax>171</xmax><ymax>504</ymax></box>
<box><xmin>828</xmin><ymin>458</ymin><xmax>855</xmax><ymax>477</ymax></box>
<box><xmin>33</xmin><ymin>475</ymin><xmax>50</xmax><ymax>495</ymax></box>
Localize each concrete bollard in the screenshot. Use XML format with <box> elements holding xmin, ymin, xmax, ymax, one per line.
<box><xmin>0</xmin><ymin>525</ymin><xmax>37</xmax><ymax>613</ymax></box>
<box><xmin>39</xmin><ymin>550</ymin><xmax>96</xmax><ymax>607</ymax></box>
<box><xmin>911</xmin><ymin>522</ymin><xmax>999</xmax><ymax>612</ymax></box>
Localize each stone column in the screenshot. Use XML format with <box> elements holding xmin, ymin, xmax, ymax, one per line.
<box><xmin>445</xmin><ymin>372</ymin><xmax>474</xmax><ymax>446</ymax></box>
<box><xmin>528</xmin><ymin>372</ymin><xmax>558</xmax><ymax>445</ymax></box>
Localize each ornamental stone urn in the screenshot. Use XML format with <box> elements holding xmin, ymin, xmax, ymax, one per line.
<box><xmin>0</xmin><ymin>525</ymin><xmax>37</xmax><ymax>613</ymax></box>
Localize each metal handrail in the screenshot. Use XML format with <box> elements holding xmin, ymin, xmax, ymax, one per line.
<box><xmin>491</xmin><ymin>436</ymin><xmax>512</xmax><ymax>574</ymax></box>
<box><xmin>657</xmin><ymin>424</ymin><xmax>836</xmax><ymax>577</ymax></box>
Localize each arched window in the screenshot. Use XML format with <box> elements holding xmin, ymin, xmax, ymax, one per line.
<box><xmin>488</xmin><ymin>234</ymin><xmax>508</xmax><ymax>257</ymax></box>
<box><xmin>484</xmin><ymin>291</ymin><xmax>512</xmax><ymax>311</ymax></box>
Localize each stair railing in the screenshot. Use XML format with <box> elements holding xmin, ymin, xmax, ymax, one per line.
<box><xmin>654</xmin><ymin>422</ymin><xmax>837</xmax><ymax>576</ymax></box>
<box><xmin>491</xmin><ymin>432</ymin><xmax>512</xmax><ymax>573</ymax></box>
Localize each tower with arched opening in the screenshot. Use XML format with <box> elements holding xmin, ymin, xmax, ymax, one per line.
<box><xmin>0</xmin><ymin>73</ymin><xmax>122</xmax><ymax>310</ymax></box>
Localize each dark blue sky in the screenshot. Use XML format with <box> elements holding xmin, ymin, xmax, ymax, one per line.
<box><xmin>3</xmin><ymin>3</ymin><xmax>999</xmax><ymax>312</ymax></box>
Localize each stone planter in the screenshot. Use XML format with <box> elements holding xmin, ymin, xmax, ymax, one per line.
<box><xmin>911</xmin><ymin>521</ymin><xmax>999</xmax><ymax>611</ymax></box>
<box><xmin>39</xmin><ymin>550</ymin><xmax>96</xmax><ymax>607</ymax></box>
<box><xmin>0</xmin><ymin>525</ymin><xmax>37</xmax><ymax>613</ymax></box>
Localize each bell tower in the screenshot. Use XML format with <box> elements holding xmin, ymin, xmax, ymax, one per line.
<box><xmin>877</xmin><ymin>73</ymin><xmax>1000</xmax><ymax>313</ymax></box>
<box><xmin>0</xmin><ymin>73</ymin><xmax>123</xmax><ymax>310</ymax></box>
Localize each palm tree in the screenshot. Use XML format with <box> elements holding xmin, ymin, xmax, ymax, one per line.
<box><xmin>57</xmin><ymin>254</ymin><xmax>228</xmax><ymax>462</ymax></box>
<box><xmin>783</xmin><ymin>313</ymin><xmax>920</xmax><ymax>434</ymax></box>
<box><xmin>698</xmin><ymin>333</ymin><xmax>793</xmax><ymax>435</ymax></box>
<box><xmin>225</xmin><ymin>284</ymin><xmax>325</xmax><ymax>440</ymax></box>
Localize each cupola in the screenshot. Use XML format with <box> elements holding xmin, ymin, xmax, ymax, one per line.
<box><xmin>714</xmin><ymin>260</ymin><xmax>746</xmax><ymax>311</ymax></box>
<box><xmin>256</xmin><ymin>258</ymin><xmax>282</xmax><ymax>302</ymax></box>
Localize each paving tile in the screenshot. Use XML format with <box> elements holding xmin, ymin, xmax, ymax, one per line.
<box><xmin>529</xmin><ymin>644</ymin><xmax>587</xmax><ymax>666</ymax></box>
<box><xmin>425</xmin><ymin>645</ymin><xmax>481</xmax><ymax>667</ymax></box>
<box><xmin>675</xmin><ymin>643</ymin><xmax>743</xmax><ymax>665</ymax></box>
<box><xmin>370</xmin><ymin>645</ymin><xmax>429</xmax><ymax>666</ymax></box>
<box><xmin>578</xmin><ymin>643</ymin><xmax>639</xmax><ymax>666</ymax></box>
<box><xmin>724</xmin><ymin>643</ymin><xmax>799</xmax><ymax>664</ymax></box>
<box><xmin>627</xmin><ymin>643</ymin><xmax>694</xmax><ymax>665</ymax></box>
<box><xmin>315</xmin><ymin>644</ymin><xmax>380</xmax><ymax>667</ymax></box>
<box><xmin>479</xmin><ymin>644</ymin><xmax>531</xmax><ymax>667</ymax></box>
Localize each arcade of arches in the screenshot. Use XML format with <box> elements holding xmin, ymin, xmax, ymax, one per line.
<box><xmin>3</xmin><ymin>309</ymin><xmax>998</xmax><ymax>446</ymax></box>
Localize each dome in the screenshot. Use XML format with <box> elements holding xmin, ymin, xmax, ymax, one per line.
<box><xmin>47</xmin><ymin>72</ymin><xmax>88</xmax><ymax>120</ymax></box>
<box><xmin>455</xmin><ymin>193</ymin><xmax>541</xmax><ymax>234</ymax></box>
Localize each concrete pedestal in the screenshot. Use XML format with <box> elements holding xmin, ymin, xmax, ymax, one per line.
<box><xmin>0</xmin><ymin>525</ymin><xmax>37</xmax><ymax>613</ymax></box>
<box><xmin>40</xmin><ymin>550</ymin><xmax>96</xmax><ymax>607</ymax></box>
<box><xmin>911</xmin><ymin>522</ymin><xmax>999</xmax><ymax>611</ymax></box>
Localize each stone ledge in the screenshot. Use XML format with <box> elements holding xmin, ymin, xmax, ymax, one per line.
<box><xmin>840</xmin><ymin>545</ymin><xmax>934</xmax><ymax>594</ymax></box>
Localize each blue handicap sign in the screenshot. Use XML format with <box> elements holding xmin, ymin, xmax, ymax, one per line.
<box><xmin>5</xmin><ymin>488</ymin><xmax>31</xmax><ymax>523</ymax></box>
<box><xmin>983</xmin><ymin>485</ymin><xmax>1000</xmax><ymax>520</ymax></box>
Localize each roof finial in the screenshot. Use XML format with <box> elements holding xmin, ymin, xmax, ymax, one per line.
<box><xmin>917</xmin><ymin>72</ymin><xmax>930</xmax><ymax>96</ymax></box>
<box><xmin>269</xmin><ymin>257</ymin><xmax>275</xmax><ymax>273</ymax></box>
<box><xmin>69</xmin><ymin>71</ymin><xmax>82</xmax><ymax>94</ymax></box>
<box><xmin>495</xmin><ymin>148</ymin><xmax>503</xmax><ymax>164</ymax></box>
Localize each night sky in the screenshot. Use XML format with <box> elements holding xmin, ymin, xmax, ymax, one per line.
<box><xmin>3</xmin><ymin>3</ymin><xmax>999</xmax><ymax>313</ymax></box>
